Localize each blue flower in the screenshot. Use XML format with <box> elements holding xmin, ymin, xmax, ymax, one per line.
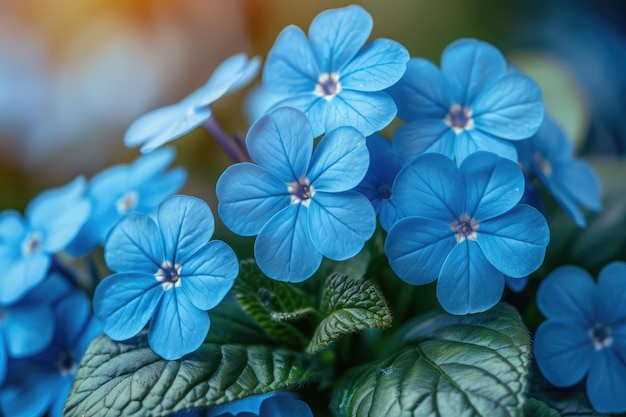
<box><xmin>534</xmin><ymin>262</ymin><xmax>626</xmax><ymax>414</ymax></box>
<box><xmin>124</xmin><ymin>53</ymin><xmax>260</xmax><ymax>153</ymax></box>
<box><xmin>65</xmin><ymin>147</ymin><xmax>186</xmax><ymax>257</ymax></box>
<box><xmin>384</xmin><ymin>152</ymin><xmax>549</xmax><ymax>314</ymax></box>
<box><xmin>354</xmin><ymin>134</ymin><xmax>402</xmax><ymax>231</ymax></box>
<box><xmin>516</xmin><ymin>115</ymin><xmax>602</xmax><ymax>227</ymax></box>
<box><xmin>0</xmin><ymin>177</ymin><xmax>90</xmax><ymax>304</ymax></box>
<box><xmin>216</xmin><ymin>107</ymin><xmax>375</xmax><ymax>282</ymax></box>
<box><xmin>172</xmin><ymin>392</ymin><xmax>313</xmax><ymax>417</ymax></box>
<box><xmin>389</xmin><ymin>38</ymin><xmax>544</xmax><ymax>165</ymax></box>
<box><xmin>93</xmin><ymin>195</ymin><xmax>239</xmax><ymax>360</ymax></box>
<box><xmin>263</xmin><ymin>5</ymin><xmax>409</xmax><ymax>137</ymax></box>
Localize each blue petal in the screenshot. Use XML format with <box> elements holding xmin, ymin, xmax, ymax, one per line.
<box><xmin>457</xmin><ymin>129</ymin><xmax>518</xmax><ymax>164</ymax></box>
<box><xmin>93</xmin><ymin>272</ymin><xmax>163</xmax><ymax>341</ymax></box>
<box><xmin>4</xmin><ymin>303</ymin><xmax>54</xmax><ymax>357</ymax></box>
<box><xmin>136</xmin><ymin>166</ymin><xmax>188</xmax><ymax>211</ymax></box>
<box><xmin>149</xmin><ymin>290</ymin><xmax>210</xmax><ymax>360</ymax></box>
<box><xmin>0</xmin><ymin>335</ymin><xmax>5</xmax><ymax>384</ymax></box>
<box><xmin>438</xmin><ymin>240</ymin><xmax>505</xmax><ymax>314</ymax></box>
<box><xmin>1</xmin><ymin>252</ymin><xmax>50</xmax><ymax>304</ymax></box>
<box><xmin>0</xmin><ymin>210</ymin><xmax>26</xmax><ymax>242</ymax></box>
<box><xmin>324</xmin><ymin>90</ymin><xmax>396</xmax><ymax>137</ymax></box>
<box><xmin>255</xmin><ymin>204</ymin><xmax>322</xmax><ymax>282</ymax></box>
<box><xmin>385</xmin><ymin>216</ymin><xmax>456</xmax><ymax>286</ymax></box>
<box><xmin>105</xmin><ymin>212</ymin><xmax>164</xmax><ymax>273</ymax></box>
<box><xmin>392</xmin><ymin>153</ymin><xmax>463</xmax><ymax>222</ymax></box>
<box><xmin>243</xmin><ymin>83</ymin><xmax>287</xmax><ymax>124</ymax></box>
<box><xmin>308</xmin><ymin>191</ymin><xmax>375</xmax><ymax>260</ymax></box>
<box><xmin>131</xmin><ymin>146</ymin><xmax>177</xmax><ymax>180</ymax></box>
<box><xmin>308</xmin><ymin>127</ymin><xmax>368</xmax><ymax>192</ymax></box>
<box><xmin>460</xmin><ymin>152</ymin><xmax>525</xmax><ymax>220</ymax></box>
<box><xmin>553</xmin><ymin>159</ymin><xmax>603</xmax><ymax>212</ymax></box>
<box><xmin>247</xmin><ymin>107</ymin><xmax>312</xmax><ymax>181</ymax></box>
<box><xmin>587</xmin><ymin>348</ymin><xmax>626</xmax><ymax>413</ymax></box>
<box><xmin>54</xmin><ymin>290</ymin><xmax>91</xmax><ymax>346</ymax></box>
<box><xmin>536</xmin><ymin>265</ymin><xmax>596</xmax><ymax>325</ymax></box>
<box><xmin>217</xmin><ymin>163</ymin><xmax>290</xmax><ymax>236</ymax></box>
<box><xmin>263</xmin><ymin>26</ymin><xmax>319</xmax><ymax>94</ymax></box>
<box><xmin>341</xmin><ymin>38</ymin><xmax>409</xmax><ymax>91</ymax></box>
<box><xmin>308</xmin><ymin>5</ymin><xmax>372</xmax><ymax>72</ymax></box>
<box><xmin>472</xmin><ymin>72</ymin><xmax>544</xmax><ymax>140</ymax></box>
<box><xmin>596</xmin><ymin>261</ymin><xmax>626</xmax><ymax>325</ymax></box>
<box><xmin>505</xmin><ymin>275</ymin><xmax>528</xmax><ymax>293</ymax></box>
<box><xmin>205</xmin><ymin>393</ymin><xmax>275</xmax><ymax>417</ymax></box>
<box><xmin>392</xmin><ymin>119</ymin><xmax>456</xmax><ymax>165</ymax></box>
<box><xmin>440</xmin><ymin>38</ymin><xmax>507</xmax><ymax>106</ymax></box>
<box><xmin>157</xmin><ymin>195</ymin><xmax>215</xmax><ymax>264</ymax></box>
<box><xmin>534</xmin><ymin>320</ymin><xmax>592</xmax><ymax>387</ymax></box>
<box><xmin>0</xmin><ymin>363</ymin><xmax>56</xmax><ymax>417</ymax></box>
<box><xmin>388</xmin><ymin>58</ymin><xmax>452</xmax><ymax>121</ymax></box>
<box><xmin>379</xmin><ymin>202</ymin><xmax>401</xmax><ymax>232</ymax></box>
<box><xmin>268</xmin><ymin>94</ymin><xmax>328</xmax><ymax>138</ymax></box>
<box><xmin>260</xmin><ymin>393</ymin><xmax>314</xmax><ymax>417</ymax></box>
<box><xmin>179</xmin><ymin>240</ymin><xmax>238</xmax><ymax>310</ymax></box>
<box><xmin>477</xmin><ymin>205</ymin><xmax>549</xmax><ymax>277</ymax></box>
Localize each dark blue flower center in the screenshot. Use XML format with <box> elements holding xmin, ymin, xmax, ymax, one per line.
<box><xmin>449</xmin><ymin>213</ymin><xmax>479</xmax><ymax>243</ymax></box>
<box><xmin>57</xmin><ymin>350</ymin><xmax>76</xmax><ymax>376</ymax></box>
<box><xmin>588</xmin><ymin>323</ymin><xmax>613</xmax><ymax>350</ymax></box>
<box><xmin>21</xmin><ymin>231</ymin><xmax>42</xmax><ymax>256</ymax></box>
<box><xmin>378</xmin><ymin>184</ymin><xmax>392</xmax><ymax>201</ymax></box>
<box><xmin>156</xmin><ymin>261</ymin><xmax>182</xmax><ymax>290</ymax></box>
<box><xmin>445</xmin><ymin>104</ymin><xmax>473</xmax><ymax>133</ymax></box>
<box><xmin>314</xmin><ymin>73</ymin><xmax>341</xmax><ymax>99</ymax></box>
<box><xmin>288</xmin><ymin>177</ymin><xmax>315</xmax><ymax>205</ymax></box>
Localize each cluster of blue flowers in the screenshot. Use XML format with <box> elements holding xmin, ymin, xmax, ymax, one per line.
<box><xmin>1</xmin><ymin>3</ymin><xmax>619</xmax><ymax>416</ymax></box>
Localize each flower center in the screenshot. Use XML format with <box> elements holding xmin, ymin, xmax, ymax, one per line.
<box><xmin>378</xmin><ymin>184</ymin><xmax>392</xmax><ymax>201</ymax></box>
<box><xmin>288</xmin><ymin>176</ymin><xmax>316</xmax><ymax>207</ymax></box>
<box><xmin>533</xmin><ymin>152</ymin><xmax>552</xmax><ymax>177</ymax></box>
<box><xmin>588</xmin><ymin>323</ymin><xmax>613</xmax><ymax>351</ymax></box>
<box><xmin>155</xmin><ymin>260</ymin><xmax>182</xmax><ymax>291</ymax></box>
<box><xmin>444</xmin><ymin>104</ymin><xmax>474</xmax><ymax>134</ymax></box>
<box><xmin>314</xmin><ymin>73</ymin><xmax>341</xmax><ymax>100</ymax></box>
<box><xmin>449</xmin><ymin>213</ymin><xmax>479</xmax><ymax>243</ymax></box>
<box><xmin>57</xmin><ymin>351</ymin><xmax>77</xmax><ymax>376</ymax></box>
<box><xmin>116</xmin><ymin>190</ymin><xmax>139</xmax><ymax>215</ymax></box>
<box><xmin>21</xmin><ymin>231</ymin><xmax>42</xmax><ymax>256</ymax></box>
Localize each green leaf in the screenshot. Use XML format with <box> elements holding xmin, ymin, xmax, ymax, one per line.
<box><xmin>63</xmin><ymin>333</ymin><xmax>322</xmax><ymax>417</ymax></box>
<box><xmin>307</xmin><ymin>274</ymin><xmax>392</xmax><ymax>354</ymax></box>
<box><xmin>524</xmin><ymin>398</ymin><xmax>562</xmax><ymax>417</ymax></box>
<box><xmin>232</xmin><ymin>260</ymin><xmax>314</xmax><ymax>349</ymax></box>
<box><xmin>331</xmin><ymin>303</ymin><xmax>530</xmax><ymax>417</ymax></box>
<box><xmin>205</xmin><ymin>296</ymin><xmax>273</xmax><ymax>344</ymax></box>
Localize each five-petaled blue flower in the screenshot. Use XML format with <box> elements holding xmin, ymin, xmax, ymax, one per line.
<box><xmin>93</xmin><ymin>195</ymin><xmax>239</xmax><ymax>360</ymax></box>
<box><xmin>0</xmin><ymin>177</ymin><xmax>90</xmax><ymax>304</ymax></box>
<box><xmin>389</xmin><ymin>38</ymin><xmax>544</xmax><ymax>165</ymax></box>
<box><xmin>534</xmin><ymin>262</ymin><xmax>626</xmax><ymax>414</ymax></box>
<box><xmin>216</xmin><ymin>107</ymin><xmax>375</xmax><ymax>282</ymax></box>
<box><xmin>124</xmin><ymin>53</ymin><xmax>260</xmax><ymax>153</ymax></box>
<box><xmin>173</xmin><ymin>392</ymin><xmax>313</xmax><ymax>417</ymax></box>
<box><xmin>516</xmin><ymin>115</ymin><xmax>602</xmax><ymax>227</ymax></box>
<box><xmin>384</xmin><ymin>152</ymin><xmax>549</xmax><ymax>314</ymax></box>
<box><xmin>65</xmin><ymin>147</ymin><xmax>187</xmax><ymax>257</ymax></box>
<box><xmin>263</xmin><ymin>5</ymin><xmax>409</xmax><ymax>137</ymax></box>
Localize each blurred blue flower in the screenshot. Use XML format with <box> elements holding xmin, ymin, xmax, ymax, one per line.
<box><xmin>389</xmin><ymin>38</ymin><xmax>544</xmax><ymax>165</ymax></box>
<box><xmin>263</xmin><ymin>5</ymin><xmax>409</xmax><ymax>137</ymax></box>
<box><xmin>65</xmin><ymin>147</ymin><xmax>186</xmax><ymax>257</ymax></box>
<box><xmin>384</xmin><ymin>152</ymin><xmax>549</xmax><ymax>314</ymax></box>
<box><xmin>0</xmin><ymin>285</ymin><xmax>101</xmax><ymax>417</ymax></box>
<box><xmin>354</xmin><ymin>134</ymin><xmax>402</xmax><ymax>231</ymax></box>
<box><xmin>534</xmin><ymin>262</ymin><xmax>626</xmax><ymax>414</ymax></box>
<box><xmin>124</xmin><ymin>53</ymin><xmax>260</xmax><ymax>153</ymax></box>
<box><xmin>217</xmin><ymin>107</ymin><xmax>375</xmax><ymax>282</ymax></box>
<box><xmin>0</xmin><ymin>177</ymin><xmax>90</xmax><ymax>304</ymax></box>
<box><xmin>93</xmin><ymin>195</ymin><xmax>238</xmax><ymax>360</ymax></box>
<box><xmin>172</xmin><ymin>392</ymin><xmax>313</xmax><ymax>417</ymax></box>
<box><xmin>516</xmin><ymin>115</ymin><xmax>602</xmax><ymax>227</ymax></box>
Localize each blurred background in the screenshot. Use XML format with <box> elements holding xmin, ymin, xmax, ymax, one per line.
<box><xmin>1</xmin><ymin>0</ymin><xmax>625</xmax><ymax>220</ymax></box>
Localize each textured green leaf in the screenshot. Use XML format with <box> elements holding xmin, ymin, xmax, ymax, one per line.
<box><xmin>233</xmin><ymin>260</ymin><xmax>314</xmax><ymax>348</ymax></box>
<box><xmin>307</xmin><ymin>274</ymin><xmax>392</xmax><ymax>354</ymax></box>
<box><xmin>331</xmin><ymin>303</ymin><xmax>530</xmax><ymax>417</ymax></box>
<box><xmin>524</xmin><ymin>398</ymin><xmax>562</xmax><ymax>417</ymax></box>
<box><xmin>63</xmin><ymin>333</ymin><xmax>322</xmax><ymax>417</ymax></box>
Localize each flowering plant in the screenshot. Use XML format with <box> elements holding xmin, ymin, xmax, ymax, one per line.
<box><xmin>3</xmin><ymin>4</ymin><xmax>624</xmax><ymax>417</ymax></box>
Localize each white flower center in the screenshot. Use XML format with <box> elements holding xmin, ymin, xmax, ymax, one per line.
<box><xmin>449</xmin><ymin>213</ymin><xmax>479</xmax><ymax>243</ymax></box>
<box><xmin>287</xmin><ymin>176</ymin><xmax>315</xmax><ymax>207</ymax></box>
<box><xmin>445</xmin><ymin>104</ymin><xmax>474</xmax><ymax>134</ymax></box>
<box><xmin>155</xmin><ymin>260</ymin><xmax>182</xmax><ymax>291</ymax></box>
<box><xmin>314</xmin><ymin>73</ymin><xmax>341</xmax><ymax>100</ymax></box>
<box><xmin>116</xmin><ymin>190</ymin><xmax>139</xmax><ymax>215</ymax></box>
<box><xmin>21</xmin><ymin>231</ymin><xmax>42</xmax><ymax>256</ymax></box>
<box><xmin>588</xmin><ymin>323</ymin><xmax>613</xmax><ymax>351</ymax></box>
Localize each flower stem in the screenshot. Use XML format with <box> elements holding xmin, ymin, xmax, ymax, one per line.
<box><xmin>201</xmin><ymin>116</ymin><xmax>250</xmax><ymax>163</ymax></box>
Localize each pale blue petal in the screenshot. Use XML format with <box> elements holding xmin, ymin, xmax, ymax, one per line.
<box><xmin>267</xmin><ymin>94</ymin><xmax>328</xmax><ymax>138</ymax></box>
<box><xmin>536</xmin><ymin>265</ymin><xmax>596</xmax><ymax>325</ymax></box>
<box><xmin>4</xmin><ymin>303</ymin><xmax>54</xmax><ymax>357</ymax></box>
<box><xmin>308</xmin><ymin>191</ymin><xmax>375</xmax><ymax>260</ymax></box>
<box><xmin>477</xmin><ymin>205</ymin><xmax>549</xmax><ymax>277</ymax></box>
<box><xmin>149</xmin><ymin>290</ymin><xmax>209</xmax><ymax>360</ymax></box>
<box><xmin>263</xmin><ymin>26</ymin><xmax>319</xmax><ymax>94</ymax></box>
<box><xmin>247</xmin><ymin>107</ymin><xmax>312</xmax><ymax>181</ymax></box>
<box><xmin>157</xmin><ymin>195</ymin><xmax>215</xmax><ymax>264</ymax></box>
<box><xmin>255</xmin><ymin>204</ymin><xmax>322</xmax><ymax>282</ymax></box>
<box><xmin>243</xmin><ymin>83</ymin><xmax>287</xmax><ymax>124</ymax></box>
<box><xmin>460</xmin><ymin>152</ymin><xmax>525</xmax><ymax>220</ymax></box>
<box><xmin>473</xmin><ymin>72</ymin><xmax>544</xmax><ymax>140</ymax></box>
<box><xmin>532</xmin><ymin>115</ymin><xmax>572</xmax><ymax>164</ymax></box>
<box><xmin>534</xmin><ymin>320</ymin><xmax>592</xmax><ymax>387</ymax></box>
<box><xmin>587</xmin><ymin>348</ymin><xmax>626</xmax><ymax>413</ymax></box>
<box><xmin>191</xmin><ymin>54</ymin><xmax>261</xmax><ymax>104</ymax></box>
<box><xmin>136</xmin><ymin>167</ymin><xmax>187</xmax><ymax>211</ymax></box>
<box><xmin>260</xmin><ymin>393</ymin><xmax>314</xmax><ymax>417</ymax></box>
<box><xmin>324</xmin><ymin>90</ymin><xmax>396</xmax><ymax>136</ymax></box>
<box><xmin>308</xmin><ymin>5</ymin><xmax>372</xmax><ymax>72</ymax></box>
<box><xmin>438</xmin><ymin>240</ymin><xmax>505</xmax><ymax>314</ymax></box>
<box><xmin>596</xmin><ymin>261</ymin><xmax>626</xmax><ymax>325</ymax></box>
<box><xmin>341</xmin><ymin>38</ymin><xmax>409</xmax><ymax>91</ymax></box>
<box><xmin>458</xmin><ymin>129</ymin><xmax>518</xmax><ymax>163</ymax></box>
<box><xmin>308</xmin><ymin>127</ymin><xmax>368</xmax><ymax>192</ymax></box>
<box><xmin>0</xmin><ymin>210</ymin><xmax>26</xmax><ymax>243</ymax></box>
<box><xmin>1</xmin><ymin>253</ymin><xmax>50</xmax><ymax>304</ymax></box>
<box><xmin>453</xmin><ymin>130</ymin><xmax>481</xmax><ymax>164</ymax></box>
<box><xmin>392</xmin><ymin>119</ymin><xmax>456</xmax><ymax>165</ymax></box>
<box><xmin>104</xmin><ymin>212</ymin><xmax>164</xmax><ymax>273</ymax></box>
<box><xmin>553</xmin><ymin>160</ymin><xmax>602</xmax><ymax>212</ymax></box>
<box><xmin>179</xmin><ymin>241</ymin><xmax>238</xmax><ymax>310</ymax></box>
<box><xmin>217</xmin><ymin>163</ymin><xmax>290</xmax><ymax>236</ymax></box>
<box><xmin>93</xmin><ymin>272</ymin><xmax>163</xmax><ymax>341</ymax></box>
<box><xmin>385</xmin><ymin>216</ymin><xmax>456</xmax><ymax>286</ymax></box>
<box><xmin>130</xmin><ymin>146</ymin><xmax>177</xmax><ymax>181</ymax></box>
<box><xmin>388</xmin><ymin>58</ymin><xmax>452</xmax><ymax>121</ymax></box>
<box><xmin>440</xmin><ymin>38</ymin><xmax>507</xmax><ymax>106</ymax></box>
<box><xmin>392</xmin><ymin>153</ymin><xmax>463</xmax><ymax>222</ymax></box>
